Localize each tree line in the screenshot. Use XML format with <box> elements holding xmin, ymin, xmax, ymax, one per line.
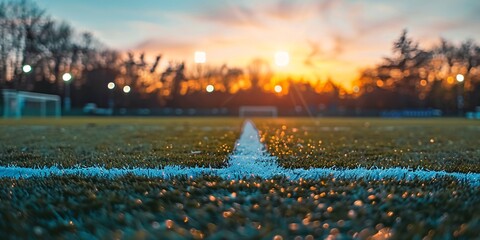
<box><xmin>1</xmin><ymin>0</ymin><xmax>480</xmax><ymax>114</ymax></box>
<box><xmin>354</xmin><ymin>30</ymin><xmax>480</xmax><ymax>114</ymax></box>
<box><xmin>0</xmin><ymin>0</ymin><xmax>251</xmax><ymax>109</ymax></box>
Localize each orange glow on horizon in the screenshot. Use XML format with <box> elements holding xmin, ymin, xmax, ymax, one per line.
<box><xmin>133</xmin><ymin>42</ymin><xmax>361</xmax><ymax>92</ymax></box>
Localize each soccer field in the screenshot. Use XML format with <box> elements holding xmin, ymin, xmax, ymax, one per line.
<box><xmin>1</xmin><ymin>117</ymin><xmax>479</xmax><ymax>239</ymax></box>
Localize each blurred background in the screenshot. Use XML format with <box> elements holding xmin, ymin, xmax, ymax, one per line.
<box><xmin>1</xmin><ymin>0</ymin><xmax>480</xmax><ymax>117</ymax></box>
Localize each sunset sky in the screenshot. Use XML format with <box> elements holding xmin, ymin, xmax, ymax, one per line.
<box><xmin>36</xmin><ymin>0</ymin><xmax>480</xmax><ymax>88</ymax></box>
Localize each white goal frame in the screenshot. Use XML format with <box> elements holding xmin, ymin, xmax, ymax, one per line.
<box><xmin>2</xmin><ymin>89</ymin><xmax>61</xmax><ymax>119</ymax></box>
<box><xmin>239</xmin><ymin>106</ymin><xmax>278</xmax><ymax>117</ymax></box>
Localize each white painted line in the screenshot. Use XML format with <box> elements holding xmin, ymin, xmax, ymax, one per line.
<box><xmin>1</xmin><ymin>120</ymin><xmax>479</xmax><ymax>186</ymax></box>
<box><xmin>218</xmin><ymin>120</ymin><xmax>285</xmax><ymax>179</ymax></box>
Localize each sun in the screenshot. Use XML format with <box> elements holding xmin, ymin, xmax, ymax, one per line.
<box><xmin>274</xmin><ymin>51</ymin><xmax>289</xmax><ymax>67</ymax></box>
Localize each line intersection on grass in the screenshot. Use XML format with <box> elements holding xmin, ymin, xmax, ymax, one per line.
<box><xmin>0</xmin><ymin>120</ymin><xmax>479</xmax><ymax>186</ymax></box>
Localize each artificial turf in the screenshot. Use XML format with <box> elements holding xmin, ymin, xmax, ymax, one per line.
<box><xmin>3</xmin><ymin>117</ymin><xmax>480</xmax><ymax>173</ymax></box>
<box><xmin>0</xmin><ymin>117</ymin><xmax>242</xmax><ymax>169</ymax></box>
<box><xmin>253</xmin><ymin>118</ymin><xmax>480</xmax><ymax>173</ymax></box>
<box><xmin>1</xmin><ymin>117</ymin><xmax>480</xmax><ymax>239</ymax></box>
<box><xmin>0</xmin><ymin>175</ymin><xmax>478</xmax><ymax>239</ymax></box>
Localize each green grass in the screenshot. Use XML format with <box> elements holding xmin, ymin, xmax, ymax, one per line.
<box><xmin>2</xmin><ymin>117</ymin><xmax>480</xmax><ymax>173</ymax></box>
<box><xmin>254</xmin><ymin>118</ymin><xmax>480</xmax><ymax>173</ymax></box>
<box><xmin>0</xmin><ymin>117</ymin><xmax>242</xmax><ymax>169</ymax></box>
<box><xmin>1</xmin><ymin>175</ymin><xmax>478</xmax><ymax>239</ymax></box>
<box><xmin>1</xmin><ymin>117</ymin><xmax>480</xmax><ymax>239</ymax></box>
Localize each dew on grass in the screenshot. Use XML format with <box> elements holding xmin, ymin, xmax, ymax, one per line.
<box><xmin>289</xmin><ymin>223</ymin><xmax>299</xmax><ymax>231</ymax></box>
<box><xmin>353</xmin><ymin>200</ymin><xmax>363</xmax><ymax>207</ymax></box>
<box><xmin>348</xmin><ymin>210</ymin><xmax>357</xmax><ymax>219</ymax></box>
<box><xmin>273</xmin><ymin>235</ymin><xmax>283</xmax><ymax>240</ymax></box>
<box><xmin>33</xmin><ymin>226</ymin><xmax>43</xmax><ymax>235</ymax></box>
<box><xmin>165</xmin><ymin>219</ymin><xmax>174</xmax><ymax>229</ymax></box>
<box><xmin>151</xmin><ymin>221</ymin><xmax>160</xmax><ymax>229</ymax></box>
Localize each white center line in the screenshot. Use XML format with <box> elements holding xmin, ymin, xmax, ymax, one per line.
<box><xmin>0</xmin><ymin>120</ymin><xmax>479</xmax><ymax>186</ymax></box>
<box><xmin>217</xmin><ymin>120</ymin><xmax>284</xmax><ymax>179</ymax></box>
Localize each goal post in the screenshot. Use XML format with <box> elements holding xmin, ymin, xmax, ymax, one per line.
<box><xmin>239</xmin><ymin>106</ymin><xmax>278</xmax><ymax>117</ymax></box>
<box><xmin>2</xmin><ymin>89</ymin><xmax>61</xmax><ymax>119</ymax></box>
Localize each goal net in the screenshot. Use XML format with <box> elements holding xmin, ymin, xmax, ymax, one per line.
<box><xmin>2</xmin><ymin>89</ymin><xmax>61</xmax><ymax>118</ymax></box>
<box><xmin>239</xmin><ymin>106</ymin><xmax>278</xmax><ymax>117</ymax></box>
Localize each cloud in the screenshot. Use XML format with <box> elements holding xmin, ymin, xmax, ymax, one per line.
<box><xmin>133</xmin><ymin>38</ymin><xmax>196</xmax><ymax>60</ymax></box>
<box><xmin>193</xmin><ymin>4</ymin><xmax>263</xmax><ymax>28</ymax></box>
<box><xmin>265</xmin><ymin>0</ymin><xmax>313</xmax><ymax>20</ymax></box>
<box><xmin>122</xmin><ymin>0</ymin><xmax>480</xmax><ymax>84</ymax></box>
<box><xmin>354</xmin><ymin>16</ymin><xmax>406</xmax><ymax>37</ymax></box>
<box><xmin>296</xmin><ymin>1</ymin><xmax>406</xmax><ymax>68</ymax></box>
<box><xmin>316</xmin><ymin>0</ymin><xmax>340</xmax><ymax>17</ymax></box>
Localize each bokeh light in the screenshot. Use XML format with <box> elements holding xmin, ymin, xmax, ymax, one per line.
<box><xmin>456</xmin><ymin>74</ymin><xmax>464</xmax><ymax>82</ymax></box>
<box><xmin>206</xmin><ymin>84</ymin><xmax>214</xmax><ymax>93</ymax></box>
<box><xmin>376</xmin><ymin>80</ymin><xmax>384</xmax><ymax>87</ymax></box>
<box><xmin>62</xmin><ymin>73</ymin><xmax>72</xmax><ymax>82</ymax></box>
<box><xmin>274</xmin><ymin>85</ymin><xmax>283</xmax><ymax>93</ymax></box>
<box><xmin>353</xmin><ymin>86</ymin><xmax>360</xmax><ymax>93</ymax></box>
<box><xmin>22</xmin><ymin>65</ymin><xmax>32</xmax><ymax>73</ymax></box>
<box><xmin>447</xmin><ymin>76</ymin><xmax>455</xmax><ymax>84</ymax></box>
<box><xmin>108</xmin><ymin>82</ymin><xmax>115</xmax><ymax>90</ymax></box>
<box><xmin>123</xmin><ymin>85</ymin><xmax>131</xmax><ymax>93</ymax></box>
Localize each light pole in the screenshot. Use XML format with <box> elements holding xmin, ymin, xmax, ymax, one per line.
<box><xmin>273</xmin><ymin>51</ymin><xmax>289</xmax><ymax>94</ymax></box>
<box><xmin>456</xmin><ymin>74</ymin><xmax>464</xmax><ymax>116</ymax></box>
<box><xmin>123</xmin><ymin>85</ymin><xmax>131</xmax><ymax>108</ymax></box>
<box><xmin>21</xmin><ymin>64</ymin><xmax>32</xmax><ymax>90</ymax></box>
<box><xmin>15</xmin><ymin>65</ymin><xmax>32</xmax><ymax>90</ymax></box>
<box><xmin>107</xmin><ymin>82</ymin><xmax>115</xmax><ymax>109</ymax></box>
<box><xmin>62</xmin><ymin>73</ymin><xmax>72</xmax><ymax>112</ymax></box>
<box><xmin>194</xmin><ymin>51</ymin><xmax>206</xmax><ymax>89</ymax></box>
<box><xmin>455</xmin><ymin>74</ymin><xmax>465</xmax><ymax>116</ymax></box>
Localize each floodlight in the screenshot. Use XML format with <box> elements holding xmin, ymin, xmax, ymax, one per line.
<box><xmin>62</xmin><ymin>73</ymin><xmax>72</xmax><ymax>82</ymax></box>
<box><xmin>22</xmin><ymin>65</ymin><xmax>32</xmax><ymax>73</ymax></box>
<box><xmin>274</xmin><ymin>85</ymin><xmax>282</xmax><ymax>93</ymax></box>
<box><xmin>206</xmin><ymin>84</ymin><xmax>214</xmax><ymax>93</ymax></box>
<box><xmin>194</xmin><ymin>51</ymin><xmax>206</xmax><ymax>64</ymax></box>
<box><xmin>456</xmin><ymin>74</ymin><xmax>464</xmax><ymax>82</ymax></box>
